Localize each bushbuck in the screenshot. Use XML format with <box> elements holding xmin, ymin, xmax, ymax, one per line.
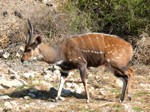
<box><xmin>21</xmin><ymin>20</ymin><xmax>134</xmax><ymax>103</ymax></box>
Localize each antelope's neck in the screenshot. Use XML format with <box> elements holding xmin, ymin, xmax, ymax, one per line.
<box><xmin>38</xmin><ymin>43</ymin><xmax>64</xmax><ymax>63</ymax></box>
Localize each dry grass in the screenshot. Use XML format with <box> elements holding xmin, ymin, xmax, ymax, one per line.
<box><xmin>133</xmin><ymin>32</ymin><xmax>150</xmax><ymax>76</ymax></box>
<box><xmin>134</xmin><ymin>32</ymin><xmax>150</xmax><ymax>65</ymax></box>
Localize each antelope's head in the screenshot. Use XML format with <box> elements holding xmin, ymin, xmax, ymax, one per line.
<box><xmin>21</xmin><ymin>20</ymin><xmax>42</xmax><ymax>63</ymax></box>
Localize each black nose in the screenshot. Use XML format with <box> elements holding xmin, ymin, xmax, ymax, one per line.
<box><xmin>21</xmin><ymin>59</ymin><xmax>24</xmax><ymax>63</ymax></box>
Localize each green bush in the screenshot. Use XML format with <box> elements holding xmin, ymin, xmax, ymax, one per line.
<box><xmin>63</xmin><ymin>0</ymin><xmax>150</xmax><ymax>37</ymax></box>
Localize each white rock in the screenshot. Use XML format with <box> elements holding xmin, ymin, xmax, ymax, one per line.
<box><xmin>72</xmin><ymin>83</ymin><xmax>79</xmax><ymax>89</ymax></box>
<box><xmin>0</xmin><ymin>95</ymin><xmax>11</xmax><ymax>100</ymax></box>
<box><xmin>5</xmin><ymin>102</ymin><xmax>13</xmax><ymax>109</ymax></box>
<box><xmin>0</xmin><ymin>79</ymin><xmax>25</xmax><ymax>88</ymax></box>
<box><xmin>53</xmin><ymin>70</ymin><xmax>61</xmax><ymax>76</ymax></box>
<box><xmin>66</xmin><ymin>82</ymin><xmax>72</xmax><ymax>88</ymax></box>
<box><xmin>44</xmin><ymin>74</ymin><xmax>52</xmax><ymax>81</ymax></box>
<box><xmin>10</xmin><ymin>74</ymin><xmax>20</xmax><ymax>79</ymax></box>
<box><xmin>116</xmin><ymin>78</ymin><xmax>123</xmax><ymax>87</ymax></box>
<box><xmin>24</xmin><ymin>96</ymin><xmax>30</xmax><ymax>99</ymax></box>
<box><xmin>16</xmin><ymin>52</ymin><xmax>20</xmax><ymax>57</ymax></box>
<box><xmin>3</xmin><ymin>52</ymin><xmax>10</xmax><ymax>59</ymax></box>
<box><xmin>8</xmin><ymin>68</ymin><xmax>17</xmax><ymax>75</ymax></box>
<box><xmin>76</xmin><ymin>87</ymin><xmax>82</xmax><ymax>94</ymax></box>
<box><xmin>19</xmin><ymin>46</ymin><xmax>24</xmax><ymax>51</ymax></box>
<box><xmin>0</xmin><ymin>85</ymin><xmax>4</xmax><ymax>89</ymax></box>
<box><xmin>22</xmin><ymin>72</ymin><xmax>35</xmax><ymax>79</ymax></box>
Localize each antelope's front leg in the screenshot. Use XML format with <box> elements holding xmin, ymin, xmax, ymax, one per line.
<box><xmin>55</xmin><ymin>76</ymin><xmax>66</xmax><ymax>101</ymax></box>
<box><xmin>55</xmin><ymin>70</ymin><xmax>69</xmax><ymax>101</ymax></box>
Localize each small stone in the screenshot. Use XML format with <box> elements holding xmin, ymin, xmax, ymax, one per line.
<box><xmin>4</xmin><ymin>102</ymin><xmax>13</xmax><ymax>109</ymax></box>
<box><xmin>53</xmin><ymin>70</ymin><xmax>61</xmax><ymax>76</ymax></box>
<box><xmin>19</xmin><ymin>46</ymin><xmax>24</xmax><ymax>51</ymax></box>
<box><xmin>116</xmin><ymin>78</ymin><xmax>123</xmax><ymax>87</ymax></box>
<box><xmin>22</xmin><ymin>72</ymin><xmax>35</xmax><ymax>79</ymax></box>
<box><xmin>0</xmin><ymin>95</ymin><xmax>11</xmax><ymax>100</ymax></box>
<box><xmin>3</xmin><ymin>52</ymin><xmax>10</xmax><ymax>59</ymax></box>
<box><xmin>24</xmin><ymin>96</ymin><xmax>30</xmax><ymax>99</ymax></box>
<box><xmin>66</xmin><ymin>82</ymin><xmax>72</xmax><ymax>88</ymax></box>
<box><xmin>76</xmin><ymin>87</ymin><xmax>82</xmax><ymax>94</ymax></box>
<box><xmin>16</xmin><ymin>52</ymin><xmax>20</xmax><ymax>57</ymax></box>
<box><xmin>0</xmin><ymin>79</ymin><xmax>26</xmax><ymax>88</ymax></box>
<box><xmin>0</xmin><ymin>85</ymin><xmax>4</xmax><ymax>89</ymax></box>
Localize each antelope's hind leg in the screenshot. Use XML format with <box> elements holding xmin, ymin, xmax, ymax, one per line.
<box><xmin>114</xmin><ymin>66</ymin><xmax>134</xmax><ymax>102</ymax></box>
<box><xmin>126</xmin><ymin>66</ymin><xmax>134</xmax><ymax>101</ymax></box>
<box><xmin>78</xmin><ymin>62</ymin><xmax>90</xmax><ymax>103</ymax></box>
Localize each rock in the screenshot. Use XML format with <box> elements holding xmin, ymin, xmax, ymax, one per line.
<box><xmin>76</xmin><ymin>87</ymin><xmax>82</xmax><ymax>94</ymax></box>
<box><xmin>8</xmin><ymin>68</ymin><xmax>20</xmax><ymax>79</ymax></box>
<box><xmin>0</xmin><ymin>95</ymin><xmax>11</xmax><ymax>100</ymax></box>
<box><xmin>8</xmin><ymin>68</ymin><xmax>17</xmax><ymax>75</ymax></box>
<box><xmin>16</xmin><ymin>52</ymin><xmax>20</xmax><ymax>57</ymax></box>
<box><xmin>24</xmin><ymin>96</ymin><xmax>30</xmax><ymax>99</ymax></box>
<box><xmin>22</xmin><ymin>72</ymin><xmax>35</xmax><ymax>79</ymax></box>
<box><xmin>72</xmin><ymin>83</ymin><xmax>79</xmax><ymax>89</ymax></box>
<box><xmin>4</xmin><ymin>101</ymin><xmax>18</xmax><ymax>110</ymax></box>
<box><xmin>115</xmin><ymin>78</ymin><xmax>123</xmax><ymax>87</ymax></box>
<box><xmin>0</xmin><ymin>85</ymin><xmax>4</xmax><ymax>89</ymax></box>
<box><xmin>3</xmin><ymin>52</ymin><xmax>10</xmax><ymax>59</ymax></box>
<box><xmin>66</xmin><ymin>82</ymin><xmax>72</xmax><ymax>88</ymax></box>
<box><xmin>0</xmin><ymin>79</ymin><xmax>26</xmax><ymax>88</ymax></box>
<box><xmin>4</xmin><ymin>102</ymin><xmax>13</xmax><ymax>109</ymax></box>
<box><xmin>19</xmin><ymin>46</ymin><xmax>24</xmax><ymax>51</ymax></box>
<box><xmin>44</xmin><ymin>74</ymin><xmax>53</xmax><ymax>81</ymax></box>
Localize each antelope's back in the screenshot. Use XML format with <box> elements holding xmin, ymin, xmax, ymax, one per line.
<box><xmin>64</xmin><ymin>33</ymin><xmax>133</xmax><ymax>67</ymax></box>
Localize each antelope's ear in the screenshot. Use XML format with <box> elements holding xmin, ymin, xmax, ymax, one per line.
<box><xmin>35</xmin><ymin>36</ymin><xmax>42</xmax><ymax>45</ymax></box>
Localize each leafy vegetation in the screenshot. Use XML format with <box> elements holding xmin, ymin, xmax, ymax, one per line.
<box><xmin>62</xmin><ymin>0</ymin><xmax>150</xmax><ymax>37</ymax></box>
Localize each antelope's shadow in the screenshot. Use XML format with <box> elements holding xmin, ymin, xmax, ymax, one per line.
<box><xmin>5</xmin><ymin>87</ymin><xmax>86</xmax><ymax>101</ymax></box>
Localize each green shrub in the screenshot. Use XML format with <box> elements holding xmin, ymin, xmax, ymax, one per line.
<box><xmin>63</xmin><ymin>0</ymin><xmax>150</xmax><ymax>37</ymax></box>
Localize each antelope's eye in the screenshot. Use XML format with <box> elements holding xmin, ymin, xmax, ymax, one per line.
<box><xmin>26</xmin><ymin>48</ymin><xmax>32</xmax><ymax>52</ymax></box>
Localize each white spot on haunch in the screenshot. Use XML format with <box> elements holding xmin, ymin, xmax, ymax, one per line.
<box><xmin>107</xmin><ymin>59</ymin><xmax>110</xmax><ymax>62</ymax></box>
<box><xmin>78</xmin><ymin>57</ymin><xmax>81</xmax><ymax>59</ymax></box>
<box><xmin>75</xmin><ymin>58</ymin><xmax>78</xmax><ymax>61</ymax></box>
<box><xmin>96</xmin><ymin>36</ymin><xmax>99</xmax><ymax>40</ymax></box>
<box><xmin>56</xmin><ymin>61</ymin><xmax>64</xmax><ymax>65</ymax></box>
<box><xmin>88</xmin><ymin>37</ymin><xmax>91</xmax><ymax>41</ymax></box>
<box><xmin>112</xmin><ymin>53</ymin><xmax>115</xmax><ymax>55</ymax></box>
<box><xmin>116</xmin><ymin>57</ymin><xmax>119</xmax><ymax>59</ymax></box>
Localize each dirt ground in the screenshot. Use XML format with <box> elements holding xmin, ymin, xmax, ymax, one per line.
<box><xmin>0</xmin><ymin>0</ymin><xmax>150</xmax><ymax>112</ymax></box>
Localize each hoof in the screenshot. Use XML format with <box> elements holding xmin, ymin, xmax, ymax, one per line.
<box><xmin>128</xmin><ymin>95</ymin><xmax>132</xmax><ymax>101</ymax></box>
<box><xmin>119</xmin><ymin>98</ymin><xmax>124</xmax><ymax>103</ymax></box>
<box><xmin>55</xmin><ymin>96</ymin><xmax>65</xmax><ymax>101</ymax></box>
